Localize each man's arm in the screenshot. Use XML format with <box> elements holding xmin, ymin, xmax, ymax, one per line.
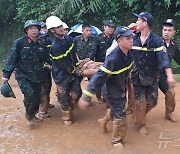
<box><xmin>78</xmin><ymin>56</ymin><xmax>115</xmax><ymax>110</ymax></box>
<box><xmin>2</xmin><ymin>39</ymin><xmax>19</xmax><ymax>81</ymax></box>
<box><xmin>165</xmin><ymin>67</ymin><xmax>175</xmax><ymax>88</ymax></box>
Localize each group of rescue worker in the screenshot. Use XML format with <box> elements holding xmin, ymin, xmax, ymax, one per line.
<box><xmin>1</xmin><ymin>11</ymin><xmax>180</xmax><ymax>148</ymax></box>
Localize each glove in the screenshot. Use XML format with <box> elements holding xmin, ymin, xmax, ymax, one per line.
<box><xmin>2</xmin><ymin>77</ymin><xmax>8</xmax><ymax>83</ymax></box>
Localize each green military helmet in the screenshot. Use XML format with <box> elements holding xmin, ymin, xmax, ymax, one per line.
<box><xmin>0</xmin><ymin>81</ymin><xmax>16</xmax><ymax>98</ymax></box>
<box><xmin>23</xmin><ymin>20</ymin><xmax>41</xmax><ymax>33</ymax></box>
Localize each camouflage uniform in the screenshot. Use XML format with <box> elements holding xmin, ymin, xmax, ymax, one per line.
<box><xmin>38</xmin><ymin>33</ymin><xmax>53</xmax><ymax>113</ymax></box>
<box><xmin>74</xmin><ymin>35</ymin><xmax>95</xmax><ymax>60</ymax></box>
<box><xmin>2</xmin><ymin>36</ymin><xmax>51</xmax><ymax>120</ymax></box>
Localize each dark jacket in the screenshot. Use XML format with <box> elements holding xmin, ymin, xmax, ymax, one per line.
<box><xmin>92</xmin><ymin>32</ymin><xmax>114</xmax><ymax>62</ymax></box>
<box><xmin>163</xmin><ymin>39</ymin><xmax>180</xmax><ymax>64</ymax></box>
<box><xmin>131</xmin><ymin>32</ymin><xmax>171</xmax><ymax>86</ymax></box>
<box><xmin>82</xmin><ymin>46</ymin><xmax>133</xmax><ymax>101</ymax></box>
<box><xmin>50</xmin><ymin>35</ymin><xmax>79</xmax><ymax>83</ymax></box>
<box><xmin>2</xmin><ymin>36</ymin><xmax>51</xmax><ymax>83</ymax></box>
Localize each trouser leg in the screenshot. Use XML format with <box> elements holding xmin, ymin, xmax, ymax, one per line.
<box><xmin>41</xmin><ymin>70</ymin><xmax>52</xmax><ymax>113</ymax></box>
<box><xmin>17</xmin><ymin>78</ymin><xmax>42</xmax><ymax>119</ymax></box>
<box><xmin>158</xmin><ymin>73</ymin><xmax>176</xmax><ymax>122</ymax></box>
<box><xmin>126</xmin><ymin>79</ymin><xmax>135</xmax><ymax>114</ymax></box>
<box><xmin>17</xmin><ymin>78</ymin><xmax>43</xmax><ymax>127</ymax></box>
<box><xmin>107</xmin><ymin>97</ymin><xmax>127</xmax><ymax>147</ymax></box>
<box><xmin>165</xmin><ymin>87</ymin><xmax>175</xmax><ymax>114</ymax></box>
<box><xmin>134</xmin><ymin>98</ymin><xmax>147</xmax><ymax>128</ymax></box>
<box><xmin>70</xmin><ymin>77</ymin><xmax>82</xmax><ymax>110</ymax></box>
<box><xmin>164</xmin><ymin>87</ymin><xmax>177</xmax><ymax>122</ymax></box>
<box><xmin>56</xmin><ymin>77</ymin><xmax>82</xmax><ymax>125</ymax></box>
<box><xmin>135</xmin><ymin>99</ymin><xmax>149</xmax><ymax>135</ymax></box>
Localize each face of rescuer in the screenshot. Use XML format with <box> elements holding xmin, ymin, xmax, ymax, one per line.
<box><xmin>162</xmin><ymin>25</ymin><xmax>175</xmax><ymax>41</ymax></box>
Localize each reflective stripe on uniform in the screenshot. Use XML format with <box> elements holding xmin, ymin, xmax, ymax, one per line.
<box><xmin>43</xmin><ymin>64</ymin><xmax>46</xmax><ymax>68</ymax></box>
<box><xmin>132</xmin><ymin>46</ymin><xmax>164</xmax><ymax>52</ymax></box>
<box><xmin>76</xmin><ymin>62</ymin><xmax>80</xmax><ymax>66</ymax></box>
<box><xmin>50</xmin><ymin>43</ymin><xmax>74</xmax><ymax>60</ymax></box>
<box><xmin>82</xmin><ymin>89</ymin><xmax>94</xmax><ymax>97</ymax></box>
<box><xmin>70</xmin><ymin>68</ymin><xmax>75</xmax><ymax>74</ymax></box>
<box><xmin>99</xmin><ymin>62</ymin><xmax>133</xmax><ymax>75</ymax></box>
<box><xmin>47</xmin><ymin>45</ymin><xmax>51</xmax><ymax>48</ymax></box>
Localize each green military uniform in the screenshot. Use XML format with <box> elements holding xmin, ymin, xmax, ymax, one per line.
<box><xmin>38</xmin><ymin>31</ymin><xmax>53</xmax><ymax>114</ymax></box>
<box><xmin>2</xmin><ymin>36</ymin><xmax>51</xmax><ymax>120</ymax></box>
<box><xmin>74</xmin><ymin>35</ymin><xmax>95</xmax><ymax>60</ymax></box>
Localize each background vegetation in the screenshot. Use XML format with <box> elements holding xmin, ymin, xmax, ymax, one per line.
<box><xmin>0</xmin><ymin>0</ymin><xmax>179</xmax><ymax>72</ymax></box>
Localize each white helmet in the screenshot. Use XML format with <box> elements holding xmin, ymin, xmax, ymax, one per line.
<box><xmin>46</xmin><ymin>16</ymin><xmax>64</xmax><ymax>30</ymax></box>
<box><xmin>62</xmin><ymin>22</ymin><xmax>69</xmax><ymax>29</ymax></box>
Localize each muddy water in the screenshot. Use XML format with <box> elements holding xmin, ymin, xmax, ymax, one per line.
<box><xmin>0</xmin><ymin>74</ymin><xmax>180</xmax><ymax>153</ymax></box>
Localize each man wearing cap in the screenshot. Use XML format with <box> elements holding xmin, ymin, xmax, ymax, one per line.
<box><xmin>2</xmin><ymin>20</ymin><xmax>51</xmax><ymax>127</ymax></box>
<box><xmin>46</xmin><ymin>16</ymin><xmax>82</xmax><ymax>125</ymax></box>
<box><xmin>131</xmin><ymin>12</ymin><xmax>175</xmax><ymax>135</ymax></box>
<box><xmin>39</xmin><ymin>21</ymin><xmax>48</xmax><ymax>34</ymax></box>
<box><xmin>92</xmin><ymin>20</ymin><xmax>115</xmax><ymax>62</ymax></box>
<box><xmin>78</xmin><ymin>26</ymin><xmax>134</xmax><ymax>148</ymax></box>
<box><xmin>158</xmin><ymin>19</ymin><xmax>180</xmax><ymax>122</ymax></box>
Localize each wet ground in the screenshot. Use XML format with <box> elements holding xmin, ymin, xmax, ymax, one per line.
<box><xmin>0</xmin><ymin>73</ymin><xmax>180</xmax><ymax>154</ymax></box>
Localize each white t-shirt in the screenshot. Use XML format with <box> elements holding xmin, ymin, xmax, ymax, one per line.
<box><xmin>106</xmin><ymin>40</ymin><xmax>118</xmax><ymax>57</ymax></box>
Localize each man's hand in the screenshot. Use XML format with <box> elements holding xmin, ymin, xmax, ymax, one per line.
<box><xmin>165</xmin><ymin>68</ymin><xmax>176</xmax><ymax>88</ymax></box>
<box><xmin>78</xmin><ymin>99</ymin><xmax>90</xmax><ymax>111</ymax></box>
<box><xmin>46</xmin><ymin>64</ymin><xmax>52</xmax><ymax>71</ymax></box>
<box><xmin>2</xmin><ymin>77</ymin><xmax>8</xmax><ymax>83</ymax></box>
<box><xmin>167</xmin><ymin>75</ymin><xmax>175</xmax><ymax>88</ymax></box>
<box><xmin>75</xmin><ymin>68</ymin><xmax>83</xmax><ymax>77</ymax></box>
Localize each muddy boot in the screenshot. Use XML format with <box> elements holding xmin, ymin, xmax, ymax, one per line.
<box><xmin>134</xmin><ymin>100</ymin><xmax>148</xmax><ymax>135</ymax></box>
<box><xmin>61</xmin><ymin>110</ymin><xmax>73</xmax><ymax>125</ymax></box>
<box><xmin>112</xmin><ymin>118</ymin><xmax>127</xmax><ymax>148</ymax></box>
<box><xmin>165</xmin><ymin>113</ymin><xmax>177</xmax><ymax>123</ymax></box>
<box><xmin>25</xmin><ymin>114</ymin><xmax>34</xmax><ymax>127</ymax></box>
<box><xmin>164</xmin><ymin>88</ymin><xmax>177</xmax><ymax>122</ymax></box>
<box><xmin>138</xmin><ymin>126</ymin><xmax>148</xmax><ymax>135</ymax></box>
<box><xmin>98</xmin><ymin>108</ymin><xmax>112</xmax><ymax>134</ymax></box>
<box><xmin>26</xmin><ymin>120</ymin><xmax>34</xmax><ymax>127</ymax></box>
